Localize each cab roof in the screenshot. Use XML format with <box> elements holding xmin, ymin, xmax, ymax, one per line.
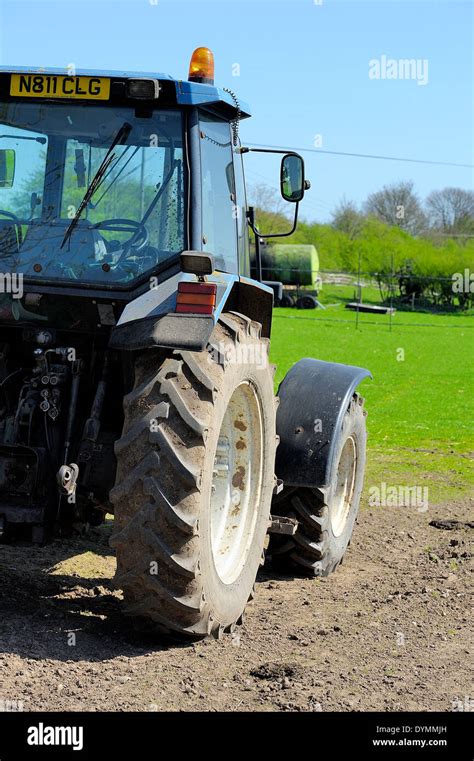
<box><xmin>0</xmin><ymin>65</ymin><xmax>251</xmax><ymax>119</ymax></box>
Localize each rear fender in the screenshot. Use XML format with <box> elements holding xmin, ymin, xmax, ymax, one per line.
<box><xmin>275</xmin><ymin>358</ymin><xmax>371</xmax><ymax>489</ymax></box>
<box><xmin>109</xmin><ymin>273</ymin><xmax>273</xmax><ymax>351</ymax></box>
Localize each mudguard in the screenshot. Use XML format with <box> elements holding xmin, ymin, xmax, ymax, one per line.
<box><xmin>109</xmin><ymin>273</ymin><xmax>273</xmax><ymax>351</ymax></box>
<box><xmin>275</xmin><ymin>358</ymin><xmax>371</xmax><ymax>489</ymax></box>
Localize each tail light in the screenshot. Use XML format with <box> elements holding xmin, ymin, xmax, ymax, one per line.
<box><xmin>176</xmin><ymin>282</ymin><xmax>217</xmax><ymax>315</ymax></box>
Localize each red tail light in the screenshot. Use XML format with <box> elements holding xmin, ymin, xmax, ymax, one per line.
<box><xmin>176</xmin><ymin>281</ymin><xmax>217</xmax><ymax>315</ymax></box>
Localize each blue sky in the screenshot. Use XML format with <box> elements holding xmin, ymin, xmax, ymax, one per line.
<box><xmin>0</xmin><ymin>0</ymin><xmax>472</xmax><ymax>222</ymax></box>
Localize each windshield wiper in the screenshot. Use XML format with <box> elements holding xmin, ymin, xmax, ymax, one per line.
<box><xmin>88</xmin><ymin>144</ymin><xmax>140</xmax><ymax>211</ymax></box>
<box><xmin>60</xmin><ymin>122</ymin><xmax>132</xmax><ymax>250</ymax></box>
<box><xmin>0</xmin><ymin>134</ymin><xmax>47</xmax><ymax>144</ymax></box>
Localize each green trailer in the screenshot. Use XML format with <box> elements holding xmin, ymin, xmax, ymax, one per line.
<box><xmin>259</xmin><ymin>243</ymin><xmax>322</xmax><ymax>308</ymax></box>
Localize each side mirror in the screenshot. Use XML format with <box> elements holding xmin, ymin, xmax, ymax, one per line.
<box><xmin>0</xmin><ymin>149</ymin><xmax>15</xmax><ymax>189</ymax></box>
<box><xmin>280</xmin><ymin>153</ymin><xmax>304</xmax><ymax>203</ymax></box>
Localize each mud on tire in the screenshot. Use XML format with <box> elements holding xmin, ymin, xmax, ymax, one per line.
<box><xmin>110</xmin><ymin>313</ymin><xmax>277</xmax><ymax>638</ymax></box>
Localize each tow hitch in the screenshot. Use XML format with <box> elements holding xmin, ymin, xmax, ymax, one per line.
<box><xmin>57</xmin><ymin>463</ymin><xmax>79</xmax><ymax>500</ymax></box>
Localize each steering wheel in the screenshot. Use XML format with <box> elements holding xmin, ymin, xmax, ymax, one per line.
<box><xmin>91</xmin><ymin>218</ymin><xmax>149</xmax><ymax>256</ymax></box>
<box><xmin>0</xmin><ymin>209</ymin><xmax>20</xmax><ymax>223</ymax></box>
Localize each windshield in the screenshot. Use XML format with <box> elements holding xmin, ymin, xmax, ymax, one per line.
<box><xmin>0</xmin><ymin>102</ymin><xmax>186</xmax><ymax>286</ymax></box>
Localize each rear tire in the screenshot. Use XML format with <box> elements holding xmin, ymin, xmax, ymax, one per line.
<box><xmin>296</xmin><ymin>295</ymin><xmax>317</xmax><ymax>310</ymax></box>
<box><xmin>270</xmin><ymin>393</ymin><xmax>367</xmax><ymax>576</ymax></box>
<box><xmin>279</xmin><ymin>294</ymin><xmax>295</xmax><ymax>308</ymax></box>
<box><xmin>110</xmin><ymin>313</ymin><xmax>277</xmax><ymax>637</ymax></box>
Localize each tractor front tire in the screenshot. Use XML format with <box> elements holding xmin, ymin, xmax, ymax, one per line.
<box><xmin>110</xmin><ymin>313</ymin><xmax>277</xmax><ymax>638</ymax></box>
<box><xmin>270</xmin><ymin>393</ymin><xmax>367</xmax><ymax>576</ymax></box>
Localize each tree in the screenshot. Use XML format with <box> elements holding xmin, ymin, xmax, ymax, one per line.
<box><xmin>425</xmin><ymin>187</ymin><xmax>474</xmax><ymax>234</ymax></box>
<box><xmin>248</xmin><ymin>182</ymin><xmax>287</xmax><ymax>217</ymax></box>
<box><xmin>248</xmin><ymin>182</ymin><xmax>293</xmax><ymax>236</ymax></box>
<box><xmin>364</xmin><ymin>180</ymin><xmax>426</xmax><ymax>235</ymax></box>
<box><xmin>331</xmin><ymin>198</ymin><xmax>364</xmax><ymax>239</ymax></box>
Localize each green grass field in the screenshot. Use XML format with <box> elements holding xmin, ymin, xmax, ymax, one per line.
<box><xmin>270</xmin><ymin>307</ymin><xmax>474</xmax><ymax>504</ymax></box>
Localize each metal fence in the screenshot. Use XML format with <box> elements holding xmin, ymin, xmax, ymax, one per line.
<box><xmin>266</xmin><ymin>269</ymin><xmax>474</xmax><ymax>330</ymax></box>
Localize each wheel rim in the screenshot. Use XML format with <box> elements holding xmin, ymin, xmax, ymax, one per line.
<box><xmin>330</xmin><ymin>435</ymin><xmax>358</xmax><ymax>537</ymax></box>
<box><xmin>210</xmin><ymin>382</ymin><xmax>264</xmax><ymax>585</ymax></box>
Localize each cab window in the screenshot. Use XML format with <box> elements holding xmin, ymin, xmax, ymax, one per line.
<box><xmin>233</xmin><ymin>141</ymin><xmax>250</xmax><ymax>276</ymax></box>
<box><xmin>199</xmin><ymin>114</ymin><xmax>238</xmax><ymax>274</ymax></box>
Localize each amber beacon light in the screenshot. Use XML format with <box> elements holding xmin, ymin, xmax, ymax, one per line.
<box><xmin>188</xmin><ymin>47</ymin><xmax>215</xmax><ymax>85</ymax></box>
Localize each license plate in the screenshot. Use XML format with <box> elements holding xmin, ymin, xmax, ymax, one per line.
<box><xmin>10</xmin><ymin>74</ymin><xmax>110</xmax><ymax>100</ymax></box>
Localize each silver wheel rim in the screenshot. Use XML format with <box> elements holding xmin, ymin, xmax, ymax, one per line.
<box><xmin>210</xmin><ymin>382</ymin><xmax>263</xmax><ymax>585</ymax></box>
<box><xmin>330</xmin><ymin>434</ymin><xmax>357</xmax><ymax>537</ymax></box>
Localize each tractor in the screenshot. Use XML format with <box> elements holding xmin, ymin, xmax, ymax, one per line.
<box><xmin>0</xmin><ymin>48</ymin><xmax>370</xmax><ymax>637</ymax></box>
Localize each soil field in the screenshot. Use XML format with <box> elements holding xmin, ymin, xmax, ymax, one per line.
<box><xmin>0</xmin><ymin>494</ymin><xmax>472</xmax><ymax>712</ymax></box>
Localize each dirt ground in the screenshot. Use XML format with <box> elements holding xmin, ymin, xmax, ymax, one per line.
<box><xmin>0</xmin><ymin>494</ymin><xmax>472</xmax><ymax>713</ymax></box>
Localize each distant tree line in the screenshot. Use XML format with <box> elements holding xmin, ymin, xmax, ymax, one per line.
<box><xmin>332</xmin><ymin>182</ymin><xmax>474</xmax><ymax>238</ymax></box>
<box><xmin>249</xmin><ymin>181</ymin><xmax>474</xmax><ymax>310</ymax></box>
<box><xmin>249</xmin><ymin>180</ymin><xmax>474</xmax><ymax>240</ymax></box>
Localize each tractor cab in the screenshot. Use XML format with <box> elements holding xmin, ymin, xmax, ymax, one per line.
<box><xmin>0</xmin><ymin>50</ymin><xmax>306</xmax><ymax>303</ymax></box>
<box><xmin>0</xmin><ymin>69</ymin><xmax>189</xmax><ymax>289</ymax></box>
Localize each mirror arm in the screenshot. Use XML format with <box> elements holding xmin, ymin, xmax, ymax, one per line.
<box><xmin>241</xmin><ymin>146</ymin><xmax>290</xmax><ymax>156</ymax></box>
<box><xmin>249</xmin><ymin>202</ymin><xmax>299</xmax><ymax>241</ymax></box>
<box><xmin>247</xmin><ymin>206</ymin><xmax>263</xmax><ymax>282</ymax></box>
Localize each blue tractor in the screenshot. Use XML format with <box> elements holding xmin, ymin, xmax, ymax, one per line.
<box><xmin>0</xmin><ymin>49</ymin><xmax>370</xmax><ymax>637</ymax></box>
